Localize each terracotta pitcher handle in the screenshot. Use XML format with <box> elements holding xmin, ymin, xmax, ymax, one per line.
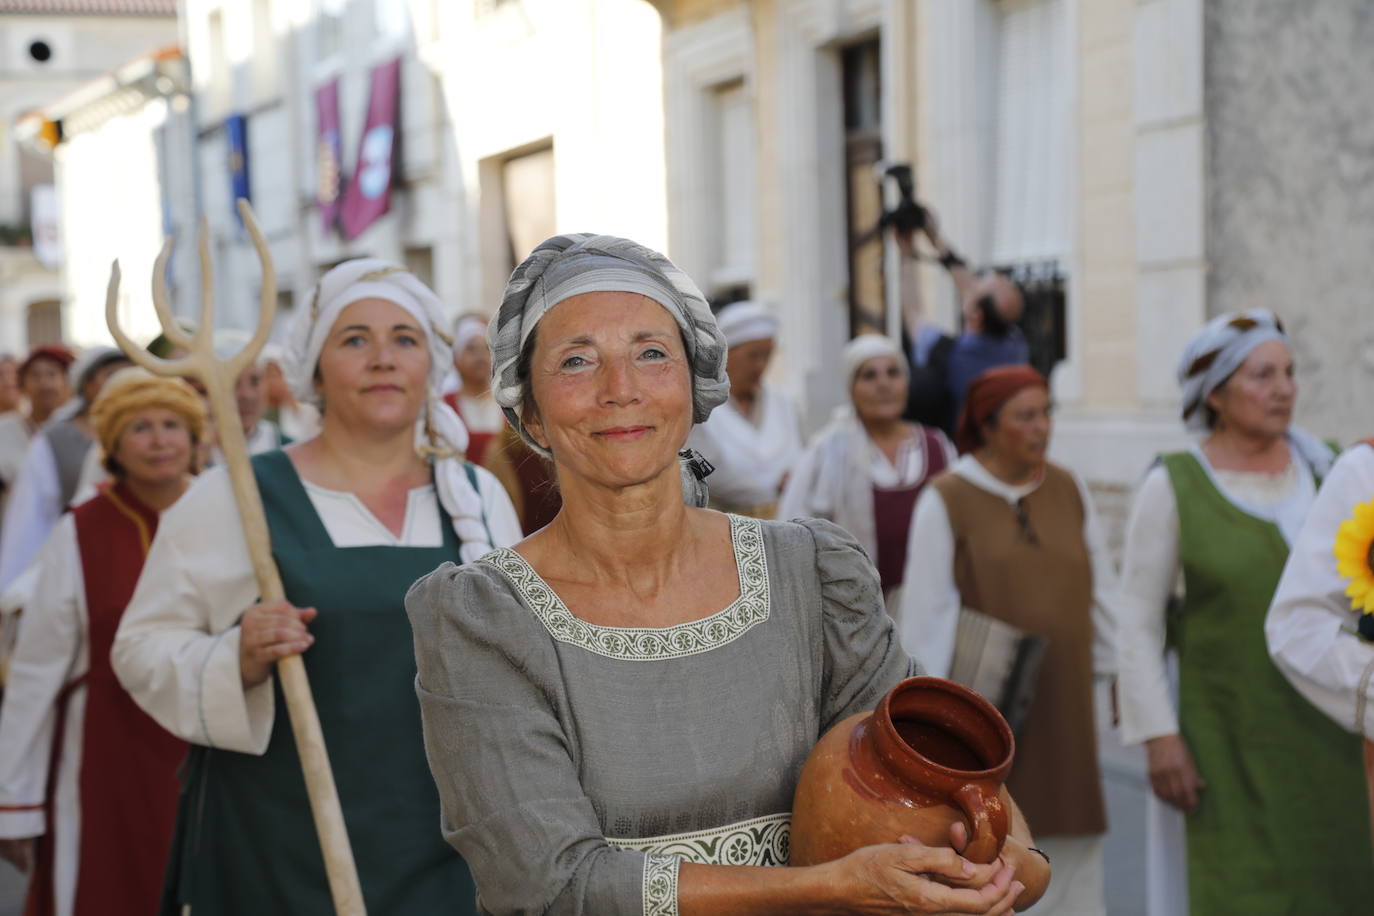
<box><xmin>951</xmin><ymin>783</ymin><xmax>1008</xmax><ymax>864</ymax></box>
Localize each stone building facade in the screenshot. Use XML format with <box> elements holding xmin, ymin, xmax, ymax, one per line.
<box><xmin>31</xmin><ymin>0</ymin><xmax>1369</xmax><ymax>516</ymax></box>
<box><xmin>1204</xmin><ymin>0</ymin><xmax>1374</xmax><ymax>441</ymax></box>
<box><xmin>653</xmin><ymin>0</ymin><xmax>1373</xmax><ymax>535</ymax></box>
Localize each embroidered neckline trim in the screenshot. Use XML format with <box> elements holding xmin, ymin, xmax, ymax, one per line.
<box><xmin>483</xmin><ymin>514</ymin><xmax>770</xmax><ymax>660</ymax></box>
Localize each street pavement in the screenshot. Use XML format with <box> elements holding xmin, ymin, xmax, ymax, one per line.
<box><xmin>0</xmin><ymin>858</ymin><xmax>21</xmax><ymax>916</ymax></box>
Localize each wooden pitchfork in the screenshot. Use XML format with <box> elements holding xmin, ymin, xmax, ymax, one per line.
<box><xmin>106</xmin><ymin>199</ymin><xmax>366</xmax><ymax>915</ymax></box>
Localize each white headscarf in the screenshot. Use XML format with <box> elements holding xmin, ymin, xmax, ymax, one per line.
<box><xmin>843</xmin><ymin>334</ymin><xmax>908</xmax><ymax>387</ymax></box>
<box><xmin>780</xmin><ymin>335</ymin><xmax>912</xmax><ymax>558</ymax></box>
<box><xmin>256</xmin><ymin>341</ymin><xmax>288</xmax><ymax>370</ymax></box>
<box><xmin>1176</xmin><ymin>307</ymin><xmax>1332</xmax><ymax>479</ymax></box>
<box><xmin>1177</xmin><ymin>308</ymin><xmax>1289</xmax><ymax>432</ymax></box>
<box><xmin>715</xmin><ymin>300</ymin><xmax>778</xmax><ymax>350</ymax></box>
<box><xmin>289</xmin><ymin>258</ymin><xmax>506</xmax><ymax>563</ymax></box>
<box><xmin>451</xmin><ymin>314</ymin><xmax>488</xmax><ymax>358</ymax></box>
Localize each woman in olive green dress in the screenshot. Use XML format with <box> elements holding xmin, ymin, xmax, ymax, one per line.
<box><xmin>1116</xmin><ymin>308</ymin><xmax>1374</xmax><ymax>914</ymax></box>
<box><xmin>112</xmin><ymin>259</ymin><xmax>521</xmax><ymax>914</ymax></box>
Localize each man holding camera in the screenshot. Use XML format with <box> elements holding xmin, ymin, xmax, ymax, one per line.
<box><xmin>894</xmin><ymin>211</ymin><xmax>1030</xmax><ymax>435</ymax></box>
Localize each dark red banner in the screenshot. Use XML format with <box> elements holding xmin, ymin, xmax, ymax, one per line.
<box><xmin>339</xmin><ymin>57</ymin><xmax>400</xmax><ymax>241</ymax></box>
<box><xmin>315</xmin><ymin>78</ymin><xmax>344</xmax><ymax>233</ymax></box>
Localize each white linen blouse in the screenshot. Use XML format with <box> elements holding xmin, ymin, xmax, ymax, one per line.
<box><xmin>1266</xmin><ymin>442</ymin><xmax>1374</xmax><ymax>737</ymax></box>
<box><xmin>111</xmin><ymin>462</ymin><xmax>518</xmax><ymax>756</ymax></box>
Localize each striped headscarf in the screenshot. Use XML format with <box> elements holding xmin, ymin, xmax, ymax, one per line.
<box><xmin>489</xmin><ymin>233</ymin><xmax>730</xmax><ymax>456</ymax></box>
<box><xmin>1177</xmin><ymin>309</ymin><xmax>1289</xmax><ymax>432</ymax></box>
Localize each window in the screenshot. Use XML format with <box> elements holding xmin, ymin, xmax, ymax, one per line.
<box><xmin>206</xmin><ymin>8</ymin><xmax>230</xmax><ymax>114</ymax></box>
<box><xmin>17</xmin><ymin>146</ymin><xmax>53</xmax><ymax>227</ymax></box>
<box><xmin>842</xmin><ymin>38</ymin><xmax>884</xmax><ymax>337</ymax></box>
<box><xmin>989</xmin><ymin>0</ymin><xmax>1071</xmax><ymax>373</ymax></box>
<box><xmin>990</xmin><ymin>0</ymin><xmax>1071</xmax><ymax>267</ymax></box>
<box><xmin>708</xmin><ymin>80</ymin><xmax>757</xmax><ymax>297</ymax></box>
<box><xmin>316</xmin><ymin>0</ymin><xmax>347</xmax><ymax>64</ymax></box>
<box><xmin>252</xmin><ymin>0</ymin><xmax>278</xmax><ymax>101</ymax></box>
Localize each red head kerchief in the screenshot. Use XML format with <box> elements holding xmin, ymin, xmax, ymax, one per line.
<box><xmin>18</xmin><ymin>344</ymin><xmax>76</xmax><ymax>380</ymax></box>
<box><xmin>955</xmin><ymin>365</ymin><xmax>1048</xmax><ymax>454</ymax></box>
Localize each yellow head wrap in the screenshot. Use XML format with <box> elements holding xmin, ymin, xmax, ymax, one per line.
<box><xmin>90</xmin><ymin>367</ymin><xmax>207</xmax><ymax>475</ymax></box>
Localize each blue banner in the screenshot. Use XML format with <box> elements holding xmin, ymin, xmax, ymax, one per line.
<box><xmin>226</xmin><ymin>113</ymin><xmax>251</xmax><ymax>224</ymax></box>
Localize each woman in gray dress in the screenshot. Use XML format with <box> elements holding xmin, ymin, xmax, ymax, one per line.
<box><xmin>407</xmin><ymin>234</ymin><xmax>1049</xmax><ymax>915</ymax></box>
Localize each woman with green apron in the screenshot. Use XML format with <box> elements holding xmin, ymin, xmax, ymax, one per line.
<box><xmin>111</xmin><ymin>259</ymin><xmax>522</xmax><ymax>913</ymax></box>
<box><xmin>1116</xmin><ymin>308</ymin><xmax>1374</xmax><ymax>914</ymax></box>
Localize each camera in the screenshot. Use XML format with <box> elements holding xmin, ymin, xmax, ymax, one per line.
<box><xmin>876</xmin><ymin>163</ymin><xmax>927</xmax><ymax>234</ymax></box>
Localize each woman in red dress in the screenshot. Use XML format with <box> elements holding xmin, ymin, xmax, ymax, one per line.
<box><xmin>0</xmin><ymin>368</ymin><xmax>204</xmax><ymax>916</ymax></box>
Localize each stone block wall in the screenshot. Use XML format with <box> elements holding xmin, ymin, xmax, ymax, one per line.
<box><xmin>1205</xmin><ymin>0</ymin><xmax>1374</xmax><ymax>441</ymax></box>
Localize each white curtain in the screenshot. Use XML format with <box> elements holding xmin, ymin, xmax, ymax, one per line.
<box><xmin>990</xmin><ymin>0</ymin><xmax>1072</xmax><ymax>266</ymax></box>
<box><xmin>711</xmin><ymin>81</ymin><xmax>757</xmax><ymax>292</ymax></box>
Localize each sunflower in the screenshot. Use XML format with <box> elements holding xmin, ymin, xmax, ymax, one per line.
<box><xmin>1335</xmin><ymin>498</ymin><xmax>1374</xmax><ymax>639</ymax></box>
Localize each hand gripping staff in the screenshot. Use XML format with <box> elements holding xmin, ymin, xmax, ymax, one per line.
<box><xmin>105</xmin><ymin>200</ymin><xmax>367</xmax><ymax>915</ymax></box>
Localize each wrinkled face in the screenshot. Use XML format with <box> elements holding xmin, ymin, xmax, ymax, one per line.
<box><xmin>21</xmin><ymin>358</ymin><xmax>70</xmax><ymax>415</ymax></box>
<box><xmin>1206</xmin><ymin>340</ymin><xmax>1295</xmax><ymax>439</ymax></box>
<box><xmin>851</xmin><ymin>354</ymin><xmax>908</xmax><ymax>424</ymax></box>
<box><xmin>315</xmin><ymin>298</ymin><xmax>431</xmax><ymax>436</ymax></box>
<box><xmin>525</xmin><ymin>291</ymin><xmax>693</xmax><ymax>490</ymax></box>
<box><xmin>234</xmin><ymin>366</ymin><xmax>265</xmax><ymax>433</ymax></box>
<box><xmin>112</xmin><ymin>407</ymin><xmax>194</xmax><ymax>486</ymax></box>
<box><xmin>981</xmin><ymin>386</ymin><xmax>1052</xmax><ymax>468</ymax></box>
<box><xmin>725</xmin><ymin>338</ymin><xmax>774</xmax><ymax>401</ymax></box>
<box><xmin>454</xmin><ymin>334</ymin><xmax>492</xmax><ymax>390</ymax></box>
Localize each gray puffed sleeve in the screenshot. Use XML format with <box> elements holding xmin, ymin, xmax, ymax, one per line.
<box><xmin>406</xmin><ymin>562</ymin><xmax>673</xmax><ymax>916</ymax></box>
<box><xmin>796</xmin><ymin>518</ymin><xmax>921</xmax><ymax>731</ymax></box>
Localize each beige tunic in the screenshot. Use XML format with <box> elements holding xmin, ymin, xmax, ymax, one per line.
<box><xmin>934</xmin><ymin>465</ymin><xmax>1106</xmax><ymax>837</ymax></box>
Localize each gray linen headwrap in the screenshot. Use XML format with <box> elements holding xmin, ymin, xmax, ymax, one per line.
<box><xmin>1176</xmin><ymin>308</ymin><xmax>1288</xmax><ymax>432</ymax></box>
<box><xmin>489</xmin><ymin>233</ymin><xmax>730</xmax><ymax>505</ymax></box>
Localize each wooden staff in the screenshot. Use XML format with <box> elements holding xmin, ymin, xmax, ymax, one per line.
<box><xmin>106</xmin><ymin>199</ymin><xmax>366</xmax><ymax>915</ymax></box>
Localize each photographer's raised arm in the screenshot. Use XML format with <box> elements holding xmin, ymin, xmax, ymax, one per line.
<box><xmin>920</xmin><ymin>212</ymin><xmax>974</xmax><ymax>307</ymax></box>
<box><xmin>894</xmin><ymin>229</ymin><xmax>925</xmax><ymax>336</ymax></box>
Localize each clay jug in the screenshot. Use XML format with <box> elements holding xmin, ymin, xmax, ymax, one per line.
<box><xmin>790</xmin><ymin>676</ymin><xmax>1015</xmax><ymax>866</ymax></box>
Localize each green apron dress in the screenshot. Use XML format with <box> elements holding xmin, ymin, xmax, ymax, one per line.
<box><xmin>1164</xmin><ymin>452</ymin><xmax>1374</xmax><ymax>914</ymax></box>
<box><xmin>161</xmin><ymin>451</ymin><xmax>479</xmax><ymax>914</ymax></box>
